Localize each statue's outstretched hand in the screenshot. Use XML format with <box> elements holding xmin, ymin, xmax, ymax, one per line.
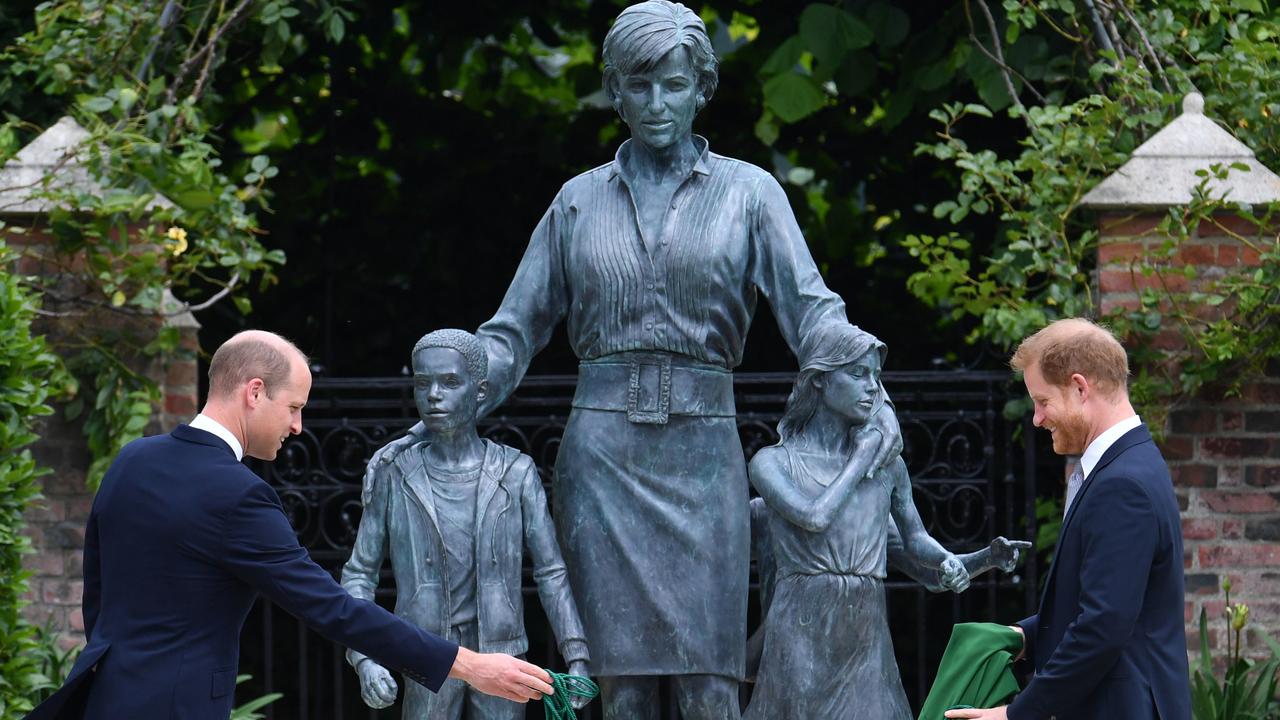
<box><xmin>357</xmin><ymin>659</ymin><xmax>398</xmax><ymax>709</ymax></box>
<box><xmin>567</xmin><ymin>660</ymin><xmax>593</xmax><ymax>711</ymax></box>
<box><xmin>368</xmin><ymin>422</ymin><xmax>427</xmax><ymax>468</ymax></box>
<box><xmin>988</xmin><ymin>537</ymin><xmax>1033</xmax><ymax>573</ymax></box>
<box><xmin>939</xmin><ymin>554</ymin><xmax>970</xmax><ymax>593</ymax></box>
<box><xmin>870</xmin><ymin>404</ymin><xmax>904</xmax><ymax>471</ymax></box>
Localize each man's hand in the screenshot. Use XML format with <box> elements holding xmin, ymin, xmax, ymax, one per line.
<box><xmin>939</xmin><ymin>554</ymin><xmax>971</xmax><ymax>593</ymax></box>
<box><xmin>449</xmin><ymin>647</ymin><xmax>553</xmax><ymax>703</ymax></box>
<box><xmin>567</xmin><ymin>660</ymin><xmax>592</xmax><ymax>711</ymax></box>
<box><xmin>356</xmin><ymin>659</ymin><xmax>398</xmax><ymax>709</ymax></box>
<box><xmin>870</xmin><ymin>404</ymin><xmax>904</xmax><ymax>471</ymax></box>
<box><xmin>989</xmin><ymin>537</ymin><xmax>1033</xmax><ymax>573</ymax></box>
<box><xmin>945</xmin><ymin>706</ymin><xmax>1008</xmax><ymax>719</ymax></box>
<box><xmin>368</xmin><ymin>423</ymin><xmax>426</xmax><ymax>467</ymax></box>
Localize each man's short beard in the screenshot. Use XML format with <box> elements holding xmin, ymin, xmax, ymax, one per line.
<box><xmin>1051</xmin><ymin>408</ymin><xmax>1090</xmax><ymax>455</ymax></box>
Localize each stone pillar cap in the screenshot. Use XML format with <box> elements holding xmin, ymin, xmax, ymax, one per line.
<box><xmin>0</xmin><ymin>116</ymin><xmax>173</xmax><ymax>216</ymax></box>
<box><xmin>1082</xmin><ymin>92</ymin><xmax>1280</xmax><ymax>208</ymax></box>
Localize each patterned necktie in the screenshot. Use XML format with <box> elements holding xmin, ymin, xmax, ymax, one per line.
<box><xmin>1063</xmin><ymin>467</ymin><xmax>1084</xmax><ymax>519</ymax></box>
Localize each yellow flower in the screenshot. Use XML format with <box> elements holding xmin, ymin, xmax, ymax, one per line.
<box><xmin>1231</xmin><ymin>603</ymin><xmax>1250</xmax><ymax>632</ymax></box>
<box><xmin>165</xmin><ymin>226</ymin><xmax>188</xmax><ymax>257</ymax></box>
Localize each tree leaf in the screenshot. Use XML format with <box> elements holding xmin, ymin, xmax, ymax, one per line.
<box><xmin>82</xmin><ymin>96</ymin><xmax>115</xmax><ymax>113</ymax></box>
<box><xmin>973</xmin><ymin>68</ymin><xmax>1013</xmax><ymax>112</ymax></box>
<box><xmin>174</xmin><ymin>189</ymin><xmax>216</xmax><ymax>210</ymax></box>
<box><xmin>762</xmin><ymin>72</ymin><xmax>827</xmax><ymax>123</ymax></box>
<box><xmin>916</xmin><ymin>60</ymin><xmax>955</xmax><ymax>92</ymax></box>
<box><xmin>834</xmin><ymin>50</ymin><xmax>877</xmax><ymax>96</ymax></box>
<box><xmin>754</xmin><ymin>111</ymin><xmax>780</xmax><ymax>146</ymax></box>
<box><xmin>760</xmin><ymin>35</ymin><xmax>806</xmax><ymax>76</ymax></box>
<box><xmin>327</xmin><ymin>14</ymin><xmax>345</xmax><ymax>44</ymax></box>
<box><xmin>799</xmin><ymin>4</ymin><xmax>872</xmax><ymax>80</ymax></box>
<box><xmin>865</xmin><ymin>2</ymin><xmax>910</xmax><ymax>48</ymax></box>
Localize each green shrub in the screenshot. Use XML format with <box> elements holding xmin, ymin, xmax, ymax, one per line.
<box><xmin>0</xmin><ymin>241</ymin><xmax>73</xmax><ymax>718</ymax></box>
<box><xmin>28</xmin><ymin>622</ymin><xmax>80</xmax><ymax>705</ymax></box>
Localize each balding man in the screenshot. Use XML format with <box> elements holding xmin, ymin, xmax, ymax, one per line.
<box><xmin>27</xmin><ymin>331</ymin><xmax>553</xmax><ymax>720</ymax></box>
<box><xmin>947</xmin><ymin>319</ymin><xmax>1189</xmax><ymax>720</ymax></box>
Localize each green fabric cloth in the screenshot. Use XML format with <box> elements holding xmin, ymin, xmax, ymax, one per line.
<box><xmin>919</xmin><ymin>622</ymin><xmax>1022</xmax><ymax>720</ymax></box>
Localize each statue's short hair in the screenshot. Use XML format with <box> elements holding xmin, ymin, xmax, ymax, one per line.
<box><xmin>412</xmin><ymin>329</ymin><xmax>488</xmax><ymax>382</ymax></box>
<box><xmin>1010</xmin><ymin>318</ymin><xmax>1129</xmax><ymax>395</ymax></box>
<box><xmin>602</xmin><ymin>0</ymin><xmax>719</xmax><ymax>105</ymax></box>
<box><xmin>208</xmin><ymin>331</ymin><xmax>308</xmax><ymax>399</ymax></box>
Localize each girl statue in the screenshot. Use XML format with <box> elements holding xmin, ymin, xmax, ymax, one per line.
<box><xmin>744</xmin><ymin>324</ymin><xmax>969</xmax><ymax>719</ymax></box>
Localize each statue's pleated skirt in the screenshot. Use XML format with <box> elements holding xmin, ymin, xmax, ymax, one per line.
<box><xmin>554</xmin><ymin>407</ymin><xmax>749</xmax><ymax>678</ymax></box>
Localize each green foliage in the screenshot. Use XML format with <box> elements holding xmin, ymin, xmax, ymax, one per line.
<box><xmin>28</xmin><ymin>622</ymin><xmax>80</xmax><ymax>705</ymax></box>
<box><xmin>903</xmin><ymin>1</ymin><xmax>1280</xmax><ymax>425</ymax></box>
<box><xmin>1032</xmin><ymin>494</ymin><xmax>1062</xmax><ymax>572</ymax></box>
<box><xmin>0</xmin><ymin>0</ymin><xmax>342</xmax><ymax>487</ymax></box>
<box><xmin>0</xmin><ymin>242</ymin><xmax>74</xmax><ymax>718</ymax></box>
<box><xmin>63</xmin><ymin>340</ymin><xmax>164</xmax><ymax>488</ymax></box>
<box><xmin>230</xmin><ymin>675</ymin><xmax>284</xmax><ymax>720</ymax></box>
<box><xmin>1192</xmin><ymin>580</ymin><xmax>1280</xmax><ymax>720</ymax></box>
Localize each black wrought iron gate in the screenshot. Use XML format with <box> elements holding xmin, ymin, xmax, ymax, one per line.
<box><xmin>239</xmin><ymin>370</ymin><xmax>1041</xmax><ymax>719</ymax></box>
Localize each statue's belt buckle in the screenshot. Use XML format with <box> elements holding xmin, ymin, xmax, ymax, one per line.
<box><xmin>626</xmin><ymin>354</ymin><xmax>672</xmax><ymax>425</ymax></box>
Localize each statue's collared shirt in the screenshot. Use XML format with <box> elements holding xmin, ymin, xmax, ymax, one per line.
<box><xmin>478</xmin><ymin>135</ymin><xmax>849</xmax><ymax>400</ymax></box>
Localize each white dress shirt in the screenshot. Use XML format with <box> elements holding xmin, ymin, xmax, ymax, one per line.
<box><xmin>1079</xmin><ymin>414</ymin><xmax>1143</xmax><ymax>480</ymax></box>
<box><xmin>188</xmin><ymin>413</ymin><xmax>245</xmax><ymax>461</ymax></box>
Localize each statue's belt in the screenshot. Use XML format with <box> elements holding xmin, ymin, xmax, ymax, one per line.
<box><xmin>572</xmin><ymin>353</ymin><xmax>736</xmax><ymax>425</ymax></box>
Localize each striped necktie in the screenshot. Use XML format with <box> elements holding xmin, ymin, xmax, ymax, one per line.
<box><xmin>1063</xmin><ymin>467</ymin><xmax>1084</xmax><ymax>519</ymax></box>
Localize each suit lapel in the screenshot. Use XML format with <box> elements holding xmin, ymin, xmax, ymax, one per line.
<box><xmin>1038</xmin><ymin>424</ymin><xmax>1153</xmax><ymax>608</ymax></box>
<box><xmin>1060</xmin><ymin>425</ymin><xmax>1152</xmax><ymax>534</ymax></box>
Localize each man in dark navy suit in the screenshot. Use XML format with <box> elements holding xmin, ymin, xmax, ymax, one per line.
<box><xmin>947</xmin><ymin>318</ymin><xmax>1190</xmax><ymax>720</ymax></box>
<box><xmin>27</xmin><ymin>330</ymin><xmax>555</xmax><ymax>720</ymax></box>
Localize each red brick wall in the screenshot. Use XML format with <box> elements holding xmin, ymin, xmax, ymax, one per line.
<box><xmin>1096</xmin><ymin>211</ymin><xmax>1280</xmax><ymax>656</ymax></box>
<box><xmin>10</xmin><ymin>221</ymin><xmax>200</xmax><ymax>650</ymax></box>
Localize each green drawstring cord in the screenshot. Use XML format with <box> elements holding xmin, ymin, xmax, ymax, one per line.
<box><xmin>542</xmin><ymin>671</ymin><xmax>599</xmax><ymax>720</ymax></box>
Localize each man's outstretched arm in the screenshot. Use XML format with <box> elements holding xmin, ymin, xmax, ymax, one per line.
<box><xmin>449</xmin><ymin>648</ymin><xmax>554</xmax><ymax>703</ymax></box>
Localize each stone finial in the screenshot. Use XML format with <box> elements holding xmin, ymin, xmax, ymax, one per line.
<box><xmin>1183</xmin><ymin>92</ymin><xmax>1205</xmax><ymax>115</ymax></box>
<box><xmin>0</xmin><ymin>116</ymin><xmax>173</xmax><ymax>216</ymax></box>
<box><xmin>1081</xmin><ymin>92</ymin><xmax>1280</xmax><ymax>208</ymax></box>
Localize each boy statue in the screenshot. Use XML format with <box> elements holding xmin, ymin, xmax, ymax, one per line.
<box><xmin>341</xmin><ymin>329</ymin><xmax>591</xmax><ymax>717</ymax></box>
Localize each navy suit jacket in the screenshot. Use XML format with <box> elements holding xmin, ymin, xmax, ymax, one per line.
<box><xmin>1010</xmin><ymin>425</ymin><xmax>1190</xmax><ymax>720</ymax></box>
<box><xmin>26</xmin><ymin>425</ymin><xmax>459</xmax><ymax>720</ymax></box>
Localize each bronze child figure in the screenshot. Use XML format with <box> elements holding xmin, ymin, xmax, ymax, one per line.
<box><xmin>341</xmin><ymin>329</ymin><xmax>590</xmax><ymax>718</ymax></box>
<box><xmin>745</xmin><ymin>324</ymin><xmax>969</xmax><ymax>719</ymax></box>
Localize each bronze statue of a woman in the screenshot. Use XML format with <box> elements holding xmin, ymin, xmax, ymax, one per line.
<box><xmin>374</xmin><ymin>3</ymin><xmax>901</xmax><ymax>716</ymax></box>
